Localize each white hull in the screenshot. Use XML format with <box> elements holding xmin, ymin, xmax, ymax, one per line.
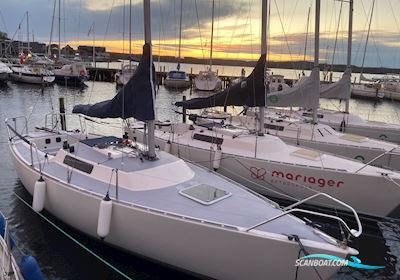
<box><xmin>280</xmin><ymin>136</ymin><xmax>400</xmax><ymax>170</ymax></box>
<box><xmin>132</xmin><ymin>127</ymin><xmax>400</xmax><ymax>217</ymax></box>
<box><xmin>352</xmin><ymin>84</ymin><xmax>400</xmax><ymax>101</ymax></box>
<box><xmin>9</xmin><ymin>142</ymin><xmax>348</xmax><ymax>280</ymax></box>
<box><xmin>242</xmin><ymin>113</ymin><xmax>400</xmax><ymax>170</ymax></box>
<box><xmin>164</xmin><ymin>78</ymin><xmax>191</xmax><ymax>89</ymax></box>
<box><xmin>299</xmin><ymin>108</ymin><xmax>400</xmax><ymax>144</ymax></box>
<box><xmin>195</xmin><ymin>77</ymin><xmax>222</xmax><ymax>91</ymax></box>
<box><xmin>379</xmin><ymin>89</ymin><xmax>400</xmax><ymax>101</ymax></box>
<box><xmin>351</xmin><ymin>84</ymin><xmax>383</xmax><ymax>99</ymax></box>
<box><xmin>9</xmin><ymin>73</ymin><xmax>54</xmax><ymax>84</ymax></box>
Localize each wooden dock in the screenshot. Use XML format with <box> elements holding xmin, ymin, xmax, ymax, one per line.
<box><xmin>87</xmin><ymin>66</ymin><xmax>235</xmax><ymax>88</ymax></box>
<box><xmin>86</xmin><ymin>66</ymin><xmax>295</xmax><ymax>88</ymax></box>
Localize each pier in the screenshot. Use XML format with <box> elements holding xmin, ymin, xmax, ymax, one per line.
<box><xmin>87</xmin><ymin>66</ymin><xmax>294</xmax><ymax>88</ymax></box>
<box><xmin>87</xmin><ymin>66</ymin><xmax>234</xmax><ymax>88</ymax></box>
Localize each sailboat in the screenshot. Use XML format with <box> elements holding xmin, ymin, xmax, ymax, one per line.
<box><xmin>292</xmin><ymin>0</ymin><xmax>400</xmax><ymax>144</ymax></box>
<box><xmin>243</xmin><ymin>0</ymin><xmax>400</xmax><ymax>170</ymax></box>
<box><xmin>53</xmin><ymin>63</ymin><xmax>89</xmax><ymax>86</ymax></box>
<box><xmin>348</xmin><ymin>0</ymin><xmax>385</xmax><ymax>100</ymax></box>
<box><xmin>194</xmin><ymin>0</ymin><xmax>222</xmax><ymax>91</ymax></box>
<box><xmin>9</xmin><ymin>64</ymin><xmax>55</xmax><ymax>85</ymax></box>
<box><xmin>164</xmin><ymin>0</ymin><xmax>191</xmax><ymax>90</ymax></box>
<box><xmin>9</xmin><ymin>12</ymin><xmax>55</xmax><ymax>85</ymax></box>
<box><xmin>131</xmin><ymin>0</ymin><xmax>400</xmax><ymax>218</ymax></box>
<box><xmin>6</xmin><ymin>1</ymin><xmax>361</xmax><ymax>279</ymax></box>
<box><xmin>49</xmin><ymin>0</ymin><xmax>88</xmax><ymax>86</ymax></box>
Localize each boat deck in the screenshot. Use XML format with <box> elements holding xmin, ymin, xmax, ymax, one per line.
<box><xmin>153</xmin><ymin>123</ymin><xmax>400</xmax><ymax>178</ymax></box>
<box><xmin>12</xmin><ymin>133</ymin><xmax>337</xmax><ymax>245</ymax></box>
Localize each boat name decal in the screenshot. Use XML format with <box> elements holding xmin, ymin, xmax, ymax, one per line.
<box><xmin>250</xmin><ymin>167</ymin><xmax>266</xmax><ymax>180</ymax></box>
<box><xmin>271</xmin><ymin>170</ymin><xmax>344</xmax><ymax>188</ymax></box>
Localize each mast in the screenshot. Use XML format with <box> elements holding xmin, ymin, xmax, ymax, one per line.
<box><xmin>144</xmin><ymin>0</ymin><xmax>156</xmax><ymax>158</ymax></box>
<box><xmin>258</xmin><ymin>0</ymin><xmax>267</xmax><ymax>136</ymax></box>
<box><xmin>312</xmin><ymin>0</ymin><xmax>320</xmax><ymax>124</ymax></box>
<box><xmin>359</xmin><ymin>0</ymin><xmax>374</xmax><ymax>83</ymax></box>
<box><xmin>122</xmin><ymin>0</ymin><xmax>125</xmax><ymax>55</ymax></box>
<box><xmin>209</xmin><ymin>0</ymin><xmax>215</xmax><ymax>71</ymax></box>
<box><xmin>58</xmin><ymin>0</ymin><xmax>61</xmax><ymax>59</ymax></box>
<box><xmin>303</xmin><ymin>6</ymin><xmax>311</xmax><ymax>63</ymax></box>
<box><xmin>92</xmin><ymin>23</ymin><xmax>96</xmax><ymax>66</ymax></box>
<box><xmin>129</xmin><ymin>0</ymin><xmax>132</xmax><ymax>67</ymax></box>
<box><xmin>177</xmin><ymin>0</ymin><xmax>183</xmax><ymax>70</ymax></box>
<box><xmin>345</xmin><ymin>0</ymin><xmax>353</xmax><ymax>113</ymax></box>
<box><xmin>26</xmin><ymin>11</ymin><xmax>30</xmax><ymax>53</ymax></box>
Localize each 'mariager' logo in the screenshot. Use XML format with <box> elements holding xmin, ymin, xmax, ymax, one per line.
<box><xmin>271</xmin><ymin>171</ymin><xmax>344</xmax><ymax>188</ymax></box>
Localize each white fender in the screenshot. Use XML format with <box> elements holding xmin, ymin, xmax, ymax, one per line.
<box><xmin>32</xmin><ymin>177</ymin><xmax>46</xmax><ymax>212</ymax></box>
<box><xmin>213</xmin><ymin>146</ymin><xmax>222</xmax><ymax>171</ymax></box>
<box><xmin>97</xmin><ymin>194</ymin><xmax>113</xmax><ymax>239</ymax></box>
<box><xmin>164</xmin><ymin>140</ymin><xmax>171</xmax><ymax>153</ymax></box>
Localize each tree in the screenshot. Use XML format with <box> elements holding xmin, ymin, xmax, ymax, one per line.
<box><xmin>0</xmin><ymin>31</ymin><xmax>8</xmax><ymax>40</ymax></box>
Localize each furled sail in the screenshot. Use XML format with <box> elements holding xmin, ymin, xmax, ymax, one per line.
<box><xmin>73</xmin><ymin>43</ymin><xmax>156</xmax><ymax>121</ymax></box>
<box><xmin>320</xmin><ymin>67</ymin><xmax>351</xmax><ymax>100</ymax></box>
<box><xmin>266</xmin><ymin>67</ymin><xmax>319</xmax><ymax>109</ymax></box>
<box><xmin>175</xmin><ymin>54</ymin><xmax>266</xmax><ymax>109</ymax></box>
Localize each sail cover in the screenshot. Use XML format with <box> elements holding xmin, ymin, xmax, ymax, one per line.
<box><xmin>73</xmin><ymin>43</ymin><xmax>156</xmax><ymax>121</ymax></box>
<box><xmin>175</xmin><ymin>54</ymin><xmax>266</xmax><ymax>109</ymax></box>
<box><xmin>266</xmin><ymin>67</ymin><xmax>320</xmax><ymax>109</ymax></box>
<box><xmin>320</xmin><ymin>67</ymin><xmax>351</xmax><ymax>100</ymax></box>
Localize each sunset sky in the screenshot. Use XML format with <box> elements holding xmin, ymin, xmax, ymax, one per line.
<box><xmin>1</xmin><ymin>0</ymin><xmax>400</xmax><ymax>68</ymax></box>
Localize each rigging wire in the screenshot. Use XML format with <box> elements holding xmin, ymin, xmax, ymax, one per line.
<box><xmin>329</xmin><ymin>0</ymin><xmax>344</xmax><ymax>76</ymax></box>
<box><xmin>102</xmin><ymin>0</ymin><xmax>116</xmax><ymax>48</ymax></box>
<box><xmin>359</xmin><ymin>0</ymin><xmax>376</xmax><ymax>77</ymax></box>
<box><xmin>272</xmin><ymin>0</ymin><xmax>300</xmax><ymax>76</ymax></box>
<box><xmin>194</xmin><ymin>0</ymin><xmax>207</xmax><ymax>61</ymax></box>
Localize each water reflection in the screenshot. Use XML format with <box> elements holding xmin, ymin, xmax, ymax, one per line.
<box><xmin>0</xmin><ymin>80</ymin><xmax>400</xmax><ymax>279</ymax></box>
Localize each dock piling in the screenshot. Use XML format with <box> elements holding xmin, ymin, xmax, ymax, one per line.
<box><xmin>59</xmin><ymin>97</ymin><xmax>66</xmax><ymax>131</ymax></box>
<box><xmin>182</xmin><ymin>95</ymin><xmax>187</xmax><ymax>123</ymax></box>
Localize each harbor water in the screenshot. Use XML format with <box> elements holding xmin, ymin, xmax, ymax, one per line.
<box><xmin>1</xmin><ymin>79</ymin><xmax>400</xmax><ymax>279</ymax></box>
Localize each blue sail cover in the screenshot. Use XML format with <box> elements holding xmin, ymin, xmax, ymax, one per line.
<box><xmin>73</xmin><ymin>43</ymin><xmax>156</xmax><ymax>121</ymax></box>
<box><xmin>175</xmin><ymin>54</ymin><xmax>266</xmax><ymax>109</ymax></box>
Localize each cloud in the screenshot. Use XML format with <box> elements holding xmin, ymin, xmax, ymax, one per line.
<box><xmin>1</xmin><ymin>0</ymin><xmax>400</xmax><ymax>67</ymax></box>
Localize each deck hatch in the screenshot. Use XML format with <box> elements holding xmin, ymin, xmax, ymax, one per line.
<box><xmin>179</xmin><ymin>184</ymin><xmax>231</xmax><ymax>205</ymax></box>
<box><xmin>63</xmin><ymin>155</ymin><xmax>94</xmax><ymax>174</ymax></box>
<box><xmin>193</xmin><ymin>133</ymin><xmax>223</xmax><ymax>145</ymax></box>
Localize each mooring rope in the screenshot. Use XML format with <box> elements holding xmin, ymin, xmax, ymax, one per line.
<box><xmin>290</xmin><ymin>234</ymin><xmax>323</xmax><ymax>280</ymax></box>
<box><xmin>13</xmin><ymin>192</ymin><xmax>134</xmax><ymax>280</ymax></box>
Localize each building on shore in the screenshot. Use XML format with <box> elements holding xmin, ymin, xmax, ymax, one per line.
<box><xmin>0</xmin><ymin>39</ymin><xmax>46</xmax><ymax>56</ymax></box>
<box><xmin>78</xmin><ymin>45</ymin><xmax>110</xmax><ymax>61</ymax></box>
